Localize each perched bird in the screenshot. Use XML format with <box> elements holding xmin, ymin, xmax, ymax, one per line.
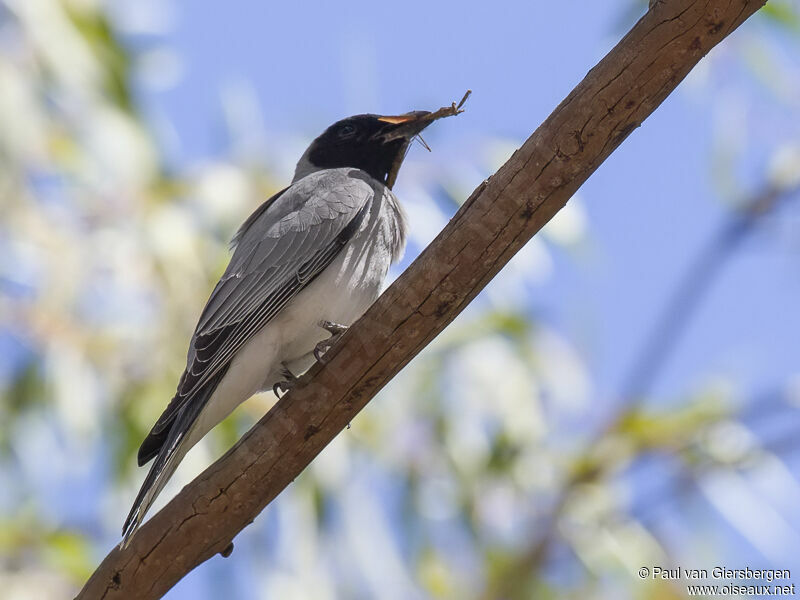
<box><xmin>122</xmin><ymin>107</ymin><xmax>456</xmax><ymax>546</ymax></box>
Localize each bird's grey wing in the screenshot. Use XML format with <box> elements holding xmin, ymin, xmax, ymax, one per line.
<box><xmin>124</xmin><ymin>170</ymin><xmax>374</xmax><ymax>543</ymax></box>
<box><xmin>137</xmin><ymin>169</ymin><xmax>374</xmax><ymax>463</ymax></box>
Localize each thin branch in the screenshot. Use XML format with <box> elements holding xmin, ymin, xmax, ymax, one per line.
<box><xmin>77</xmin><ymin>1</ymin><xmax>768</xmax><ymax>598</ymax></box>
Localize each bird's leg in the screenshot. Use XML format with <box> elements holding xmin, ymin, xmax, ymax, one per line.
<box><xmin>272</xmin><ymin>362</ymin><xmax>299</xmax><ymax>399</ymax></box>
<box><xmin>314</xmin><ymin>320</ymin><xmax>349</xmax><ymax>363</ymax></box>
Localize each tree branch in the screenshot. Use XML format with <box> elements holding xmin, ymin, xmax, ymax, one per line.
<box><xmin>77</xmin><ymin>1</ymin><xmax>767</xmax><ymax>598</ymax></box>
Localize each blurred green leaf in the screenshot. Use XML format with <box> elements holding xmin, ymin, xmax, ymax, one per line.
<box><xmin>42</xmin><ymin>530</ymin><xmax>94</xmax><ymax>583</ymax></box>
<box><xmin>760</xmin><ymin>1</ymin><xmax>800</xmax><ymax>33</ymax></box>
<box><xmin>0</xmin><ymin>362</ymin><xmax>47</xmax><ymax>454</ymax></box>
<box><xmin>614</xmin><ymin>397</ymin><xmax>728</xmax><ymax>451</ymax></box>
<box><xmin>64</xmin><ymin>5</ymin><xmax>134</xmax><ymax>112</ymax></box>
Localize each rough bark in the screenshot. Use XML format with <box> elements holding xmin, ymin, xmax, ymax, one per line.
<box><xmin>77</xmin><ymin>1</ymin><xmax>767</xmax><ymax>598</ymax></box>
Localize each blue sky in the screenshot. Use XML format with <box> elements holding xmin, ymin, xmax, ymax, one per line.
<box><xmin>138</xmin><ymin>1</ymin><xmax>615</xmax><ymax>157</ymax></box>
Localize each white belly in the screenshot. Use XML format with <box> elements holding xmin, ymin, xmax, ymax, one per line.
<box><xmin>184</xmin><ymin>228</ymin><xmax>390</xmax><ymax>450</ymax></box>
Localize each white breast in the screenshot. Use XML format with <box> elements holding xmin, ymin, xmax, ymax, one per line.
<box><xmin>269</xmin><ymin>179</ymin><xmax>406</xmax><ymax>377</ymax></box>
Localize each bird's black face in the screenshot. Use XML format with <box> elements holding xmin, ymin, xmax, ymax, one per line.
<box><xmin>307</xmin><ymin>112</ymin><xmax>432</xmax><ymax>188</ymax></box>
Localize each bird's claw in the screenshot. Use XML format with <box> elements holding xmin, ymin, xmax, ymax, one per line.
<box><xmin>273</xmin><ymin>362</ymin><xmax>298</xmax><ymax>399</ymax></box>
<box><xmin>314</xmin><ymin>338</ymin><xmax>334</xmax><ymax>363</ymax></box>
<box><xmin>314</xmin><ymin>320</ymin><xmax>349</xmax><ymax>363</ymax></box>
<box><xmin>319</xmin><ymin>320</ymin><xmax>348</xmax><ymax>336</ymax></box>
<box><xmin>272</xmin><ymin>381</ymin><xmax>287</xmax><ymax>398</ymax></box>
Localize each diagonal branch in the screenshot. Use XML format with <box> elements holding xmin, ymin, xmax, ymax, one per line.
<box><xmin>77</xmin><ymin>1</ymin><xmax>767</xmax><ymax>598</ymax></box>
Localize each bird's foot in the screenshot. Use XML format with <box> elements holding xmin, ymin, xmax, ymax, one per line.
<box><xmin>321</xmin><ymin>320</ymin><xmax>348</xmax><ymax>336</ymax></box>
<box><xmin>273</xmin><ymin>362</ymin><xmax>299</xmax><ymax>399</ymax></box>
<box><xmin>314</xmin><ymin>320</ymin><xmax>349</xmax><ymax>363</ymax></box>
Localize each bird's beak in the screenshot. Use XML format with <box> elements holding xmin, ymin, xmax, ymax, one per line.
<box><xmin>371</xmin><ymin>92</ymin><xmax>471</xmax><ymax>188</ymax></box>
<box><xmin>371</xmin><ymin>111</ymin><xmax>434</xmax><ymax>189</ymax></box>
<box><xmin>374</xmin><ymin>110</ymin><xmax>434</xmax><ymax>142</ymax></box>
<box><xmin>375</xmin><ymin>91</ymin><xmax>471</xmax><ymax>144</ymax></box>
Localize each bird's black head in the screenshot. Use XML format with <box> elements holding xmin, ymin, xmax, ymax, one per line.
<box><xmin>302</xmin><ymin>111</ymin><xmax>433</xmax><ymax>188</ymax></box>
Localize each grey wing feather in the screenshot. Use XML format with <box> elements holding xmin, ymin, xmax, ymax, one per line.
<box><xmin>198</xmin><ymin>173</ymin><xmax>367</xmax><ymax>333</ymax></box>
<box><xmin>143</xmin><ymin>169</ymin><xmax>374</xmax><ymax>442</ymax></box>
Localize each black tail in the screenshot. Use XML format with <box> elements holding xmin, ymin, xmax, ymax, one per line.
<box><xmin>121</xmin><ymin>377</ymin><xmax>222</xmax><ymax>546</ymax></box>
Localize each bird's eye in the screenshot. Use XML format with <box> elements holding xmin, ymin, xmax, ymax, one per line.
<box><xmin>338</xmin><ymin>124</ymin><xmax>357</xmax><ymax>138</ymax></box>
